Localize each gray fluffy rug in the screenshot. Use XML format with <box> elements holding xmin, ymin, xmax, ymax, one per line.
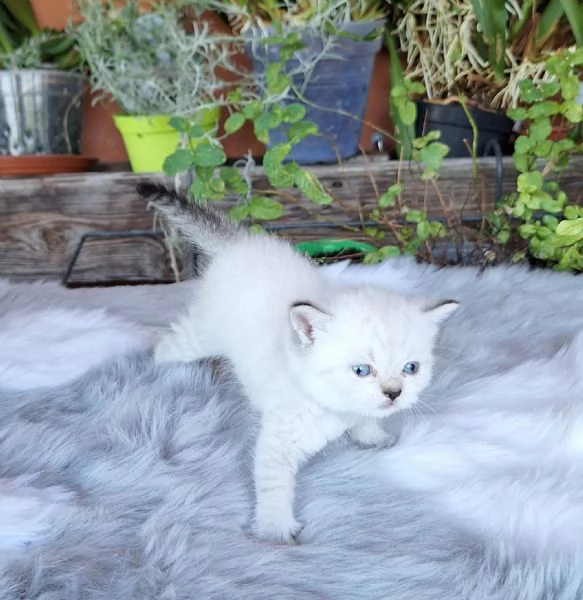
<box><xmin>1</xmin><ymin>259</ymin><xmax>583</xmax><ymax>600</ymax></box>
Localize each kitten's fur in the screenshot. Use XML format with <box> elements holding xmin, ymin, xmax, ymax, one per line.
<box><xmin>138</xmin><ymin>182</ymin><xmax>458</xmax><ymax>543</ymax></box>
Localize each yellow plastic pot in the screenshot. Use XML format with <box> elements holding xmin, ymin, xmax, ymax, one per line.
<box><xmin>113</xmin><ymin>108</ymin><xmax>220</xmax><ymax>173</ymax></box>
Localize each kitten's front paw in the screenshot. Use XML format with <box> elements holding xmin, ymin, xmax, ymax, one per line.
<box><xmin>252</xmin><ymin>516</ymin><xmax>304</xmax><ymax>545</ymax></box>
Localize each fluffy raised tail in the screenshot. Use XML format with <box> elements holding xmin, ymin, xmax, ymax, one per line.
<box><xmin>136</xmin><ymin>181</ymin><xmax>244</xmax><ymax>257</ymax></box>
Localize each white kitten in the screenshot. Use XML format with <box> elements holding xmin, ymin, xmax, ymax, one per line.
<box><xmin>139</xmin><ymin>182</ymin><xmax>458</xmax><ymax>544</ymax></box>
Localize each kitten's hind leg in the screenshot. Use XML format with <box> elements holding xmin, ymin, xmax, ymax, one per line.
<box><xmin>154</xmin><ymin>312</ymin><xmax>209</xmax><ymax>364</ymax></box>
<box><xmin>350</xmin><ymin>418</ymin><xmax>396</xmax><ymax>449</ymax></box>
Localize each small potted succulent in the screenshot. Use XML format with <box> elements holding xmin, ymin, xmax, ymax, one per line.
<box><xmin>215</xmin><ymin>0</ymin><xmax>387</xmax><ymax>164</ymax></box>
<box><xmin>73</xmin><ymin>0</ymin><xmax>238</xmax><ymax>173</ymax></box>
<box><xmin>0</xmin><ymin>0</ymin><xmax>87</xmax><ymax>175</ymax></box>
<box><xmin>388</xmin><ymin>0</ymin><xmax>583</xmax><ymax>158</ymax></box>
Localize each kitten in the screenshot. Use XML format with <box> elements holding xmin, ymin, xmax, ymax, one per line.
<box><xmin>138</xmin><ymin>182</ymin><xmax>458</xmax><ymax>544</ymax></box>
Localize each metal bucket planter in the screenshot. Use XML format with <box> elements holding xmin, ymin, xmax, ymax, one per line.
<box><xmin>247</xmin><ymin>20</ymin><xmax>384</xmax><ymax>165</ymax></box>
<box><xmin>0</xmin><ymin>68</ymin><xmax>84</xmax><ymax>156</ymax></box>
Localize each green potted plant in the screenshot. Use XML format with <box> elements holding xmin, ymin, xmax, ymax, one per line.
<box><xmin>387</xmin><ymin>0</ymin><xmax>583</xmax><ymax>158</ymax></box>
<box><xmin>0</xmin><ymin>0</ymin><xmax>87</xmax><ymax>175</ymax></box>
<box><xmin>212</xmin><ymin>0</ymin><xmax>387</xmax><ymax>164</ymax></box>
<box><xmin>73</xmin><ymin>0</ymin><xmax>237</xmax><ymax>173</ymax></box>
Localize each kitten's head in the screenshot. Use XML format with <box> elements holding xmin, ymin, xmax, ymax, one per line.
<box><xmin>288</xmin><ymin>287</ymin><xmax>458</xmax><ymax>418</ymax></box>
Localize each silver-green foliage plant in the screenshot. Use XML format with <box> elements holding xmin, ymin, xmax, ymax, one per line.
<box><xmin>73</xmin><ymin>0</ymin><xmax>240</xmax><ymax>116</ymax></box>
<box><xmin>492</xmin><ymin>47</ymin><xmax>583</xmax><ymax>271</ymax></box>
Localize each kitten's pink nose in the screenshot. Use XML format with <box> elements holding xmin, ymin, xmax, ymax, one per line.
<box><xmin>383</xmin><ymin>387</ymin><xmax>402</xmax><ymax>402</ymax></box>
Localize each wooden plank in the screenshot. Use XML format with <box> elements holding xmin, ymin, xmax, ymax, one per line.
<box><xmin>243</xmin><ymin>155</ymin><xmax>583</xmax><ymax>226</ymax></box>
<box><xmin>0</xmin><ymin>155</ymin><xmax>581</xmax><ymax>283</ymax></box>
<box><xmin>0</xmin><ymin>173</ymin><xmax>192</xmax><ymax>283</ymax></box>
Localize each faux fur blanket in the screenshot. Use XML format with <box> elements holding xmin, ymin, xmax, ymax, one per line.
<box><xmin>1</xmin><ymin>260</ymin><xmax>583</xmax><ymax>600</ymax></box>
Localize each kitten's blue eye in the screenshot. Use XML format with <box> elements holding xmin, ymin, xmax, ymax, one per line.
<box><xmin>403</xmin><ymin>361</ymin><xmax>419</xmax><ymax>375</ymax></box>
<box><xmin>352</xmin><ymin>364</ymin><xmax>372</xmax><ymax>377</ymax></box>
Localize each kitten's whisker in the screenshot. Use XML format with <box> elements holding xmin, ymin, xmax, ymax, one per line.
<box><xmin>416</xmin><ymin>399</ymin><xmax>437</xmax><ymax>415</ymax></box>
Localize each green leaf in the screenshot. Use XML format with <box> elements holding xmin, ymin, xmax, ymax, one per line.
<box><xmin>263</xmin><ymin>142</ymin><xmax>290</xmax><ymax>170</ymax></box>
<box><xmin>542</xmin><ymin>215</ymin><xmax>559</xmax><ymax>230</ymax></box>
<box><xmin>255</xmin><ymin>111</ymin><xmax>282</xmax><ymax>133</ymax></box>
<box><xmin>428</xmin><ymin>220</ymin><xmax>447</xmax><ymax>238</ymax></box>
<box><xmin>219</xmin><ymin>168</ymin><xmax>248</xmax><ymax>194</ymax></box>
<box><xmin>561</xmin><ymin>76</ymin><xmax>580</xmax><ymax>102</ymax></box>
<box><xmin>293</xmin><ymin>169</ymin><xmax>333</xmax><ymax>205</ymax></box>
<box><xmin>189</xmin><ymin>178</ymin><xmax>208</xmax><ymax>201</ymax></box>
<box><xmin>541</xmin><ymin>197</ymin><xmax>563</xmax><ymax>213</ymax></box>
<box><xmin>399</xmin><ymin>100</ymin><xmax>417</xmax><ymax>126</ymax></box>
<box><xmin>189</xmin><ymin>124</ymin><xmax>204</xmax><ymax>139</ymax></box>
<box><xmin>224</xmin><ymin>112</ymin><xmax>246</xmax><ymax>134</ymax></box>
<box><xmin>228</xmin><ymin>204</ymin><xmax>250</xmax><ymax>222</ymax></box>
<box><xmin>242</xmin><ymin>101</ymin><xmax>262</xmax><ymax>120</ymax></box>
<box><xmin>208</xmin><ymin>178</ymin><xmax>225</xmax><ymax>195</ymax></box>
<box><xmin>287</xmin><ymin>121</ymin><xmax>318</xmax><ymax>144</ymax></box>
<box><xmin>195</xmin><ymin>166</ymin><xmax>215</xmax><ymax>182</ymax></box>
<box><xmin>364</xmin><ymin>227</ymin><xmax>380</xmax><ymax>238</ymax></box>
<box><xmin>562</xmin><ymin>100</ymin><xmax>583</xmax><ymax>123</ymax></box>
<box><xmin>539</xmin><ymin>81</ymin><xmax>561</xmax><ymax>98</ymax></box>
<box><xmin>556</xmin><ymin>218</ymin><xmax>583</xmax><ymax>238</ymax></box>
<box><xmin>513</xmin><ymin>153</ymin><xmax>530</xmax><ymax>173</ymax></box>
<box><xmin>378</xmin><ymin>245</ymin><xmax>402</xmax><ymax>259</ymax></box>
<box><xmin>379</xmin><ymin>183</ymin><xmax>403</xmax><ymax>208</ymax></box>
<box><xmin>227</xmin><ymin>88</ymin><xmax>242</xmax><ymax>104</ymax></box>
<box><xmin>530</xmin><ymin>239</ymin><xmax>556</xmax><ymax>260</ymax></box>
<box><xmin>219</xmin><ymin>166</ymin><xmax>241</xmax><ymax>185</ymax></box>
<box><xmin>405</xmin><ymin>80</ymin><xmax>425</xmax><ymax>95</ymax></box>
<box><xmin>416</xmin><ymin>220</ymin><xmax>430</xmax><ymax>241</ymax></box>
<box><xmin>281</xmin><ymin>103</ymin><xmax>306</xmax><ymax>124</ymax></box>
<box><xmin>529</xmin><ymin>120</ymin><xmax>552</xmax><ymax>142</ymax></box>
<box><xmin>564</xmin><ymin>205</ymin><xmax>581</xmax><ymax>220</ymax></box>
<box><xmin>191</xmin><ymin>143</ymin><xmax>226</xmax><ymax>168</ymax></box>
<box><xmin>248</xmin><ymin>224</ymin><xmax>266</xmax><ymax>235</ymax></box>
<box><xmin>363</xmin><ymin>245</ymin><xmax>401</xmax><ymax>264</ymax></box>
<box><xmin>519</xmin><ymin>223</ymin><xmax>537</xmax><ymax>238</ymax></box>
<box><xmin>535</xmin><ymin>225</ymin><xmax>553</xmax><ymax>239</ymax></box>
<box><xmin>417</xmin><ymin>142</ymin><xmax>449</xmax><ymax>178</ymax></box>
<box><xmin>519</xmin><ymin>80</ymin><xmax>543</xmax><ymax>103</ymax></box>
<box><xmin>495</xmin><ymin>229</ymin><xmax>510</xmax><ymax>245</ymax></box>
<box><xmin>163</xmin><ymin>149</ymin><xmax>193</xmax><ymax>176</ymax></box>
<box><xmin>514</xmin><ymin>135</ymin><xmax>534</xmax><ymax>154</ymax></box>
<box><xmin>265</xmin><ymin>62</ymin><xmax>290</xmax><ymax>95</ymax></box>
<box><xmin>527</xmin><ymin>101</ymin><xmax>560</xmax><ymax>119</ymax></box>
<box><xmin>386</xmin><ymin>36</ymin><xmax>415</xmax><ymax>160</ymax></box>
<box><xmin>169</xmin><ymin>117</ymin><xmax>189</xmax><ymax>132</ymax></box>
<box><xmin>248</xmin><ymin>196</ymin><xmax>284</xmax><ymax>220</ymax></box>
<box><xmin>533</xmin><ymin>140</ymin><xmax>553</xmax><ymax>159</ymax></box>
<box><xmin>404</xmin><ymin>209</ymin><xmax>427</xmax><ymax>223</ymax></box>
<box><xmin>263</xmin><ymin>143</ymin><xmax>293</xmax><ymax>187</ymax></box>
<box><xmin>507</xmin><ymin>107</ymin><xmax>528</xmax><ymax>121</ymax></box>
<box><xmin>517</xmin><ymin>171</ymin><xmax>544</xmax><ymax>193</ymax></box>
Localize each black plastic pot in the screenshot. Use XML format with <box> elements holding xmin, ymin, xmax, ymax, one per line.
<box><xmin>415</xmin><ymin>101</ymin><xmax>514</xmax><ymax>157</ymax></box>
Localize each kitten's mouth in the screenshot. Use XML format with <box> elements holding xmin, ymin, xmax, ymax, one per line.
<box><xmin>379</xmin><ymin>400</ymin><xmax>397</xmax><ymax>411</ymax></box>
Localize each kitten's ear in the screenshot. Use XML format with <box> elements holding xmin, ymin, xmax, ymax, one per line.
<box><xmin>289</xmin><ymin>302</ymin><xmax>331</xmax><ymax>346</ymax></box>
<box><xmin>424</xmin><ymin>299</ymin><xmax>459</xmax><ymax>325</ymax></box>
